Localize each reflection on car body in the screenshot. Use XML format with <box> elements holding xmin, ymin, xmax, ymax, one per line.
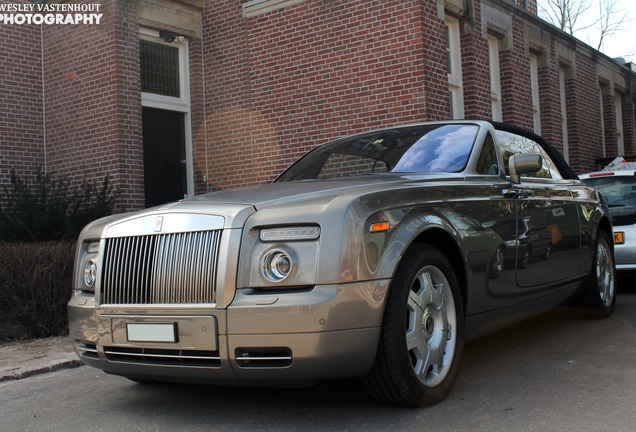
<box><xmin>68</xmin><ymin>120</ymin><xmax>615</xmax><ymax>407</ymax></box>
<box><xmin>437</xmin><ymin>209</ymin><xmax>505</xmax><ymax>278</ymax></box>
<box><xmin>494</xmin><ymin>216</ymin><xmax>552</xmax><ymax>269</ymax></box>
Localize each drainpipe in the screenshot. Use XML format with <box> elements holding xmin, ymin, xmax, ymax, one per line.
<box><xmin>40</xmin><ymin>24</ymin><xmax>47</xmax><ymax>172</ymax></box>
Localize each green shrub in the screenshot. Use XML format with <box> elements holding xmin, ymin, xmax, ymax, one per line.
<box><xmin>0</xmin><ymin>242</ymin><xmax>75</xmax><ymax>339</ymax></box>
<box><xmin>0</xmin><ymin>167</ymin><xmax>120</xmax><ymax>339</ymax></box>
<box><xmin>0</xmin><ymin>166</ymin><xmax>120</xmax><ymax>242</ymax></box>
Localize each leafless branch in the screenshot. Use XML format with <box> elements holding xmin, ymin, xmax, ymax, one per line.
<box><xmin>538</xmin><ymin>0</ymin><xmax>632</xmax><ymax>58</ymax></box>
<box><xmin>595</xmin><ymin>0</ymin><xmax>629</xmax><ymax>51</ymax></box>
<box><xmin>539</xmin><ymin>0</ymin><xmax>593</xmax><ymax>34</ymax></box>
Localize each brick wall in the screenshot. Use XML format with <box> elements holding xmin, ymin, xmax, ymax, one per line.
<box><xmin>536</xmin><ymin>39</ymin><xmax>563</xmax><ymax>157</ymax></box>
<box><xmin>418</xmin><ymin>0</ymin><xmax>449</xmax><ymax>121</ymax></box>
<box><xmin>622</xmin><ymin>95</ymin><xmax>636</xmax><ymax>155</ymax></box>
<box><xmin>188</xmin><ymin>37</ymin><xmax>206</xmax><ymax>195</ymax></box>
<box><xmin>500</xmin><ymin>16</ymin><xmax>533</xmax><ymax>129</ymax></box>
<box><xmin>461</xmin><ymin>0</ymin><xmax>492</xmax><ymax>120</ymax></box>
<box><xmin>198</xmin><ymin>0</ymin><xmax>634</xmax><ymax>186</ymax></box>
<box><xmin>194</xmin><ymin>0</ymin><xmax>253</xmax><ymax>194</ymax></box>
<box><xmin>568</xmin><ymin>50</ymin><xmax>604</xmax><ymax>169</ymax></box>
<box><xmin>510</xmin><ymin>0</ymin><xmax>537</xmax><ymax>14</ymax></box>
<box><xmin>2</xmin><ymin>0</ymin><xmax>635</xmax><ymax>206</ymax></box>
<box><xmin>602</xmin><ymin>90</ymin><xmax>618</xmax><ymax>157</ymax></box>
<box><xmin>0</xmin><ymin>0</ymin><xmax>44</xmax><ymax>189</ymax></box>
<box><xmin>41</xmin><ymin>0</ymin><xmax>144</xmax><ymax>210</ymax></box>
<box><xmin>198</xmin><ymin>0</ymin><xmax>447</xmax><ymax>192</ymax></box>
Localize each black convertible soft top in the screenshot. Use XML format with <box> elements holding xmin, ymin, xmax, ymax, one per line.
<box><xmin>489</xmin><ymin>121</ymin><xmax>579</xmax><ymax>180</ymax></box>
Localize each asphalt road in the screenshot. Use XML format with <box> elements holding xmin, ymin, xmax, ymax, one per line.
<box><xmin>2</xmin><ymin>283</ymin><xmax>636</xmax><ymax>432</ymax></box>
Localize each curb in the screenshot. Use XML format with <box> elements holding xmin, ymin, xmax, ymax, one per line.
<box><xmin>0</xmin><ymin>353</ymin><xmax>82</xmax><ymax>382</ymax></box>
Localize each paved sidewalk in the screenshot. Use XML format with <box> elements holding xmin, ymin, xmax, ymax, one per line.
<box><xmin>0</xmin><ymin>336</ymin><xmax>82</xmax><ymax>382</ymax></box>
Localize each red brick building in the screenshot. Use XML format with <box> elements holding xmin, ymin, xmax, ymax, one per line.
<box><xmin>1</xmin><ymin>0</ymin><xmax>635</xmax><ymax>210</ymax></box>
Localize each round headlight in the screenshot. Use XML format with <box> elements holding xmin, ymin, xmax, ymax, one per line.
<box><xmin>262</xmin><ymin>250</ymin><xmax>292</xmax><ymax>282</ymax></box>
<box><xmin>84</xmin><ymin>259</ymin><xmax>97</xmax><ymax>288</ymax></box>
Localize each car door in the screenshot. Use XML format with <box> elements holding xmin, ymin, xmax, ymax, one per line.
<box><xmin>496</xmin><ymin>129</ymin><xmax>581</xmax><ymax>289</ymax></box>
<box><xmin>513</xmin><ymin>180</ymin><xmax>580</xmax><ymax>286</ymax></box>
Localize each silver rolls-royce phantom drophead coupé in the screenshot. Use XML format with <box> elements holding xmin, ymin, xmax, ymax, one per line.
<box><xmin>68</xmin><ymin>120</ymin><xmax>615</xmax><ymax>407</ymax></box>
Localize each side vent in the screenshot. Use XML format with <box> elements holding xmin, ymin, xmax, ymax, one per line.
<box><xmin>235</xmin><ymin>347</ymin><xmax>292</xmax><ymax>368</ymax></box>
<box><xmin>76</xmin><ymin>342</ymin><xmax>99</xmax><ymax>360</ymax></box>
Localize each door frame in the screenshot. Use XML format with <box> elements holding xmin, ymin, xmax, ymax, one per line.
<box><xmin>139</xmin><ymin>27</ymin><xmax>194</xmax><ymax>199</ymax></box>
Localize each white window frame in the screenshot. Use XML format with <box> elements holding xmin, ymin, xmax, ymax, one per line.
<box><xmin>615</xmin><ymin>92</ymin><xmax>625</xmax><ymax>155</ymax></box>
<box><xmin>559</xmin><ymin>66</ymin><xmax>569</xmax><ymax>162</ymax></box>
<box><xmin>446</xmin><ymin>16</ymin><xmax>464</xmax><ymax>119</ymax></box>
<box><xmin>529</xmin><ymin>53</ymin><xmax>541</xmax><ymax>134</ymax></box>
<box><xmin>139</xmin><ymin>27</ymin><xmax>194</xmax><ymax>198</ymax></box>
<box><xmin>140</xmin><ymin>28</ymin><xmax>190</xmax><ymax>112</ymax></box>
<box><xmin>242</xmin><ymin>0</ymin><xmax>307</xmax><ymax>18</ymax></box>
<box><xmin>488</xmin><ymin>34</ymin><xmax>502</xmax><ymax>122</ymax></box>
<box><xmin>598</xmin><ymin>85</ymin><xmax>607</xmax><ymax>157</ymax></box>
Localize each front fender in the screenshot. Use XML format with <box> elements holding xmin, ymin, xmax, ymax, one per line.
<box><xmin>357</xmin><ymin>206</ymin><xmax>467</xmax><ymax>282</ymax></box>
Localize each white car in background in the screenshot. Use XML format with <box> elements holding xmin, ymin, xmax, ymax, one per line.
<box><xmin>580</xmin><ymin>169</ymin><xmax>636</xmax><ymax>274</ymax></box>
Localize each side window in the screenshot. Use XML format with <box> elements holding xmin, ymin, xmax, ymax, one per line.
<box><xmin>496</xmin><ymin>130</ymin><xmax>563</xmax><ymax>180</ymax></box>
<box><xmin>476</xmin><ymin>133</ymin><xmax>499</xmax><ymax>175</ymax></box>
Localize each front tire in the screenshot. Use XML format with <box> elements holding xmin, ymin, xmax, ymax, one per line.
<box><xmin>363</xmin><ymin>244</ymin><xmax>464</xmax><ymax>407</ymax></box>
<box><xmin>576</xmin><ymin>230</ymin><xmax>616</xmax><ymax>318</ymax></box>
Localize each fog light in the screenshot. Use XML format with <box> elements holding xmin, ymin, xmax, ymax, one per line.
<box><xmin>262</xmin><ymin>250</ymin><xmax>292</xmax><ymax>282</ymax></box>
<box><xmin>84</xmin><ymin>259</ymin><xmax>97</xmax><ymax>288</ymax></box>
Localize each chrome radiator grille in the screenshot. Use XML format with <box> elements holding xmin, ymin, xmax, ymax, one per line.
<box><xmin>101</xmin><ymin>230</ymin><xmax>222</xmax><ymax>305</ymax></box>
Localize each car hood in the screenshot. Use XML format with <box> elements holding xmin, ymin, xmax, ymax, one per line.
<box><xmin>182</xmin><ymin>174</ymin><xmax>456</xmax><ymax>210</ymax></box>
<box><xmin>80</xmin><ymin>174</ymin><xmax>460</xmax><ymax>238</ymax></box>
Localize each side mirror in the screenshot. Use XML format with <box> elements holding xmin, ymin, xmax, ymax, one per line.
<box><xmin>509</xmin><ymin>153</ymin><xmax>542</xmax><ymax>184</ymax></box>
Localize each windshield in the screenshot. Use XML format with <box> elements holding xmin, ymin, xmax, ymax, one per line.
<box><xmin>583</xmin><ymin>175</ymin><xmax>636</xmax><ymax>208</ymax></box>
<box><xmin>276</xmin><ymin>124</ymin><xmax>478</xmax><ymax>182</ymax></box>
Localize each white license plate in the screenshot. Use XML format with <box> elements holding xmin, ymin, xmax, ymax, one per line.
<box><xmin>127</xmin><ymin>323</ymin><xmax>177</xmax><ymax>343</ymax></box>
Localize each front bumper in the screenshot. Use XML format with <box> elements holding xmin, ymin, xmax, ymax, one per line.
<box><xmin>68</xmin><ymin>280</ymin><xmax>389</xmax><ymax>384</ymax></box>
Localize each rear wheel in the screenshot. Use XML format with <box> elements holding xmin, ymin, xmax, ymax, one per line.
<box><xmin>576</xmin><ymin>230</ymin><xmax>616</xmax><ymax>318</ymax></box>
<box><xmin>363</xmin><ymin>244</ymin><xmax>464</xmax><ymax>407</ymax></box>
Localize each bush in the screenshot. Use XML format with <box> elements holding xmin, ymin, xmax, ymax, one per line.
<box><xmin>0</xmin><ymin>166</ymin><xmax>120</xmax><ymax>242</ymax></box>
<box><xmin>0</xmin><ymin>242</ymin><xmax>76</xmax><ymax>339</ymax></box>
<box><xmin>0</xmin><ymin>166</ymin><xmax>120</xmax><ymax>339</ymax></box>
